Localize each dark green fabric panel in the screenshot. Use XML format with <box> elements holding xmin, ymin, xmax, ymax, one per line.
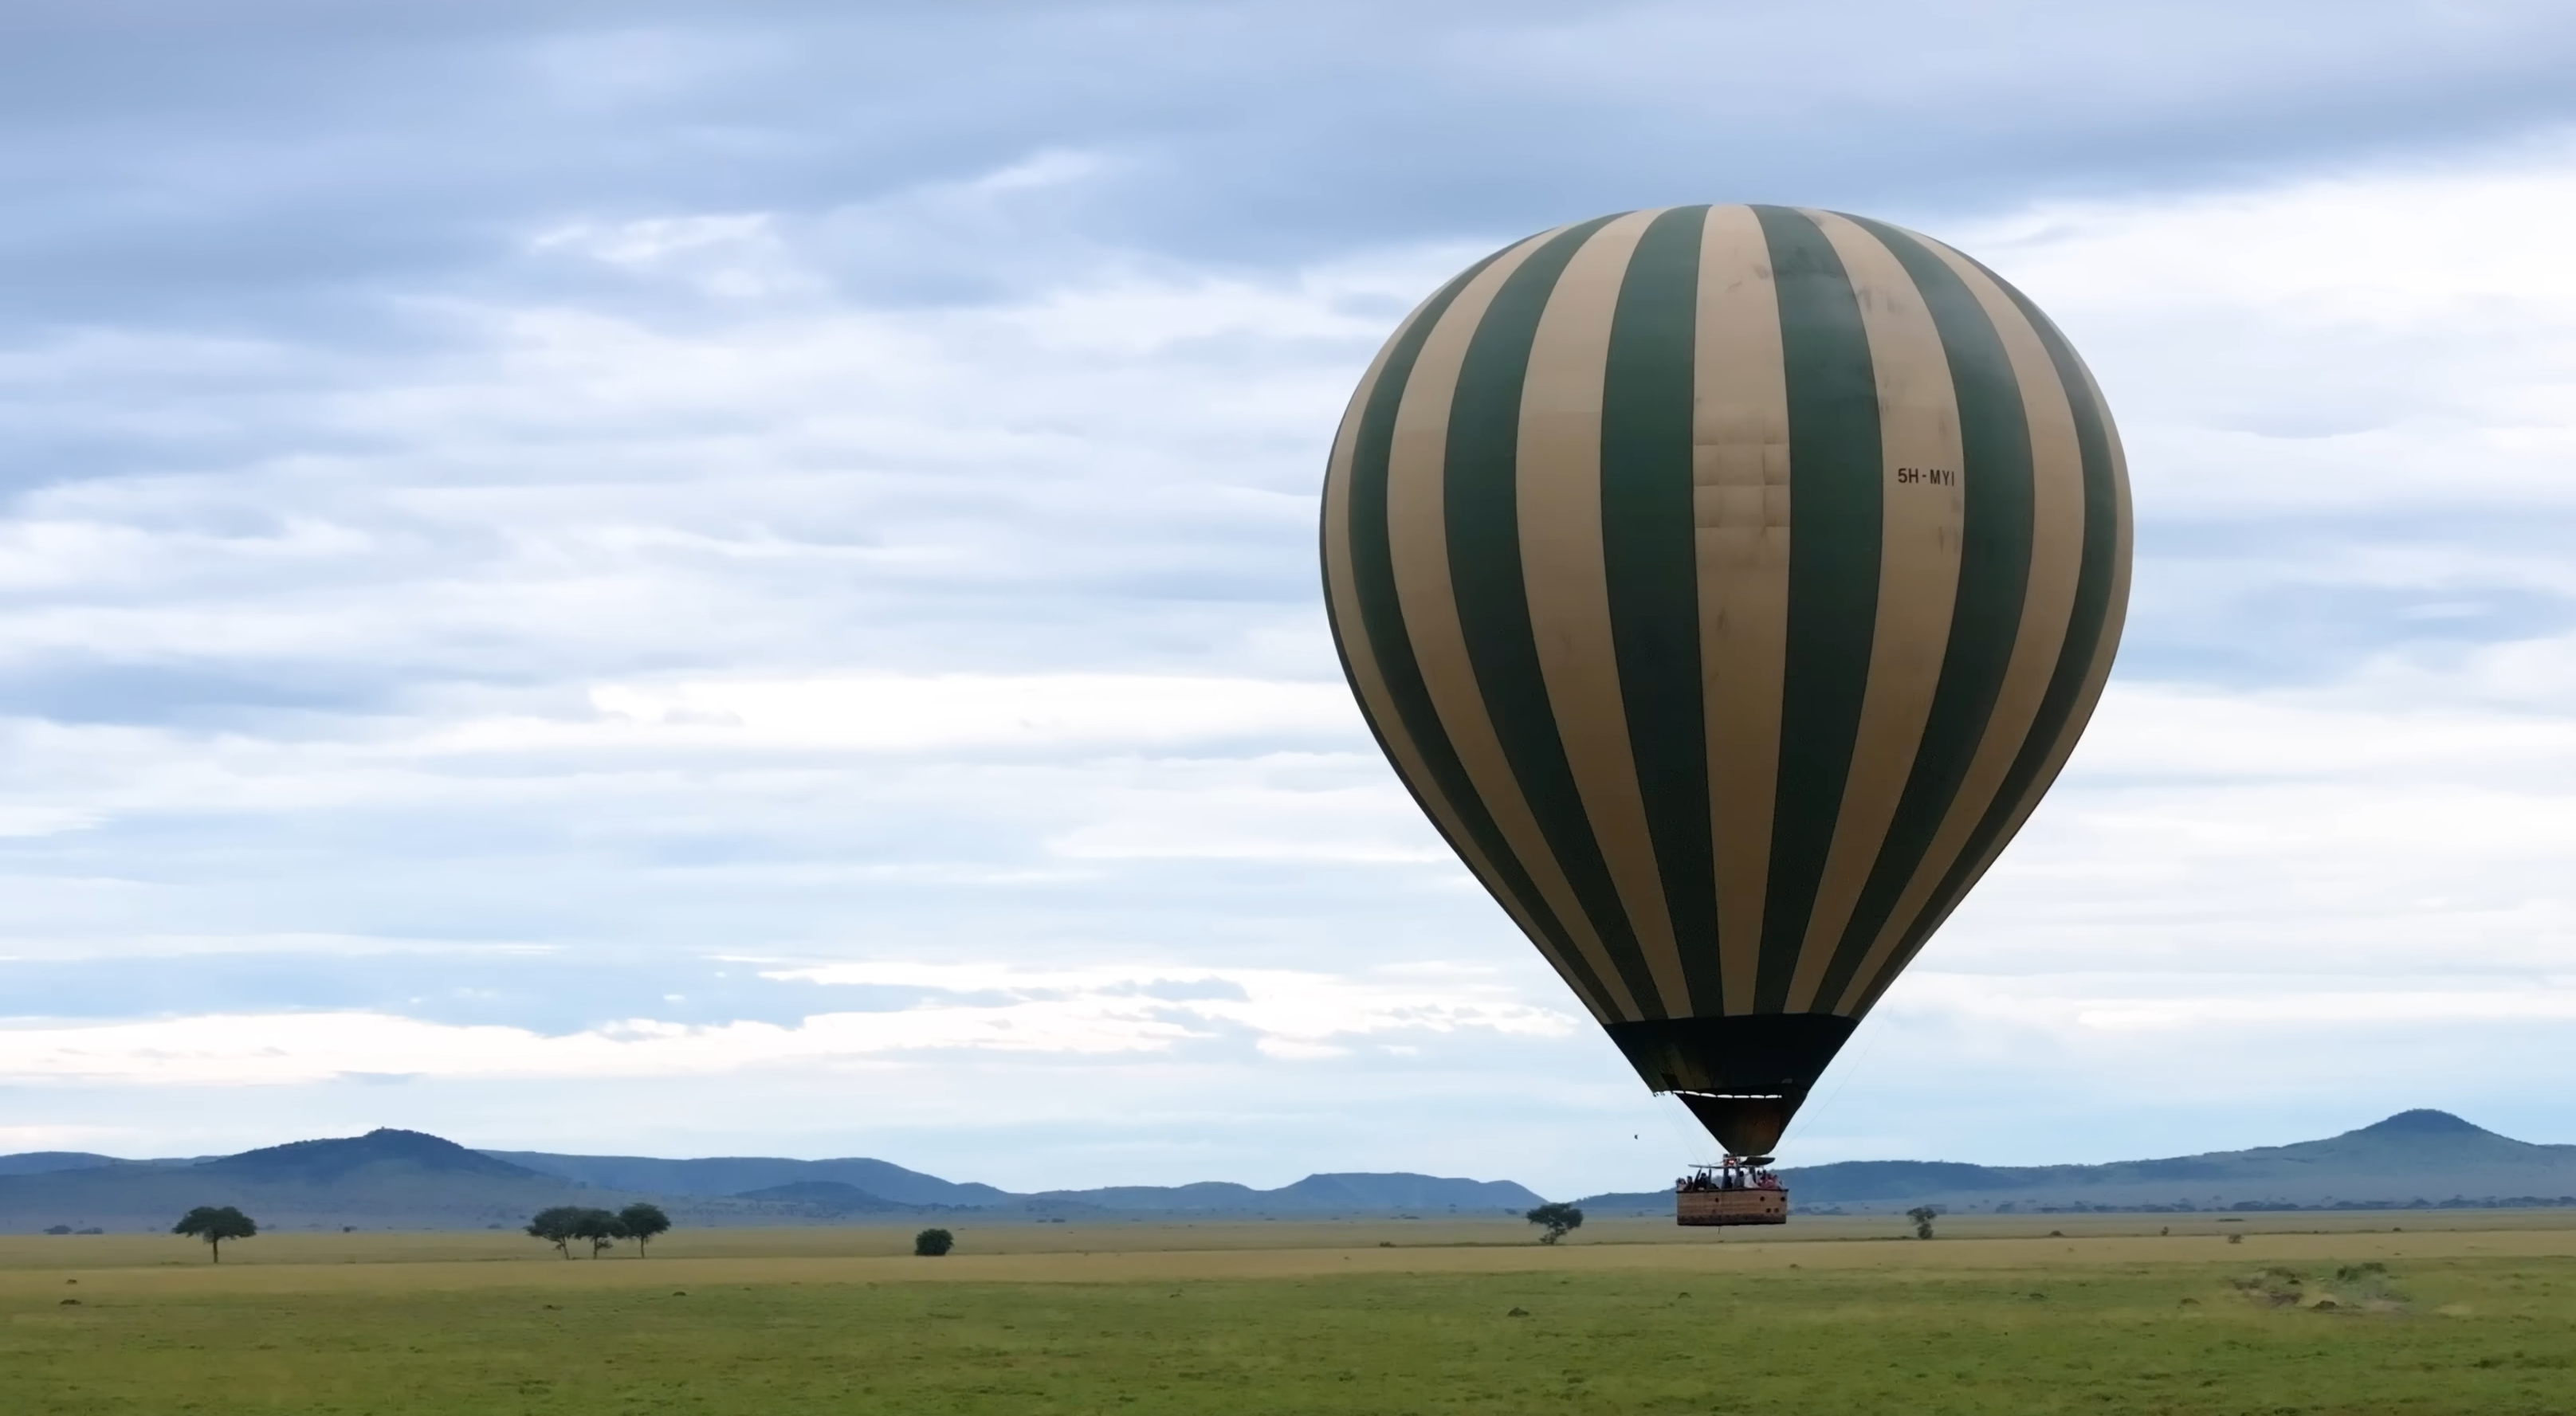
<box><xmin>1851</xmin><ymin>264</ymin><xmax>2122</xmax><ymax>1018</ymax></box>
<box><xmin>1599</xmin><ymin>206</ymin><xmax>1726</xmax><ymax>1018</ymax></box>
<box><xmin>1603</xmin><ymin>1013</ymin><xmax>1856</xmax><ymax>1095</ymax></box>
<box><xmin>1810</xmin><ymin>216</ymin><xmax>2036</xmax><ymax>1010</ymax></box>
<box><xmin>1749</xmin><ymin>206</ymin><xmax>1881</xmax><ymax>1014</ymax></box>
<box><xmin>1442</xmin><ymin>214</ymin><xmax>1673</xmax><ymax>1018</ymax></box>
<box><xmin>1329</xmin><ymin>249</ymin><xmax>1622</xmax><ymax>1020</ymax></box>
<box><xmin>1604</xmin><ymin>1014</ymin><xmax>1859</xmax><ymax>1159</ymax></box>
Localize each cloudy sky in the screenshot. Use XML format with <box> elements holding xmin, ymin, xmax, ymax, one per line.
<box><xmin>2</xmin><ymin>0</ymin><xmax>2574</xmax><ymax>1196</ymax></box>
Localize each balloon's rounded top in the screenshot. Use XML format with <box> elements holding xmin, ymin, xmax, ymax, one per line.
<box><xmin>1319</xmin><ymin>206</ymin><xmax>2130</xmax><ymax>1157</ymax></box>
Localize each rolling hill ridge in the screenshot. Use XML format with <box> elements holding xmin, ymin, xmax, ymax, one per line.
<box><xmin>6</xmin><ymin>1111</ymin><xmax>2571</xmax><ymax>1231</ymax></box>
<box><xmin>0</xmin><ymin>1128</ymin><xmax>1544</xmax><ymax>1231</ymax></box>
<box><xmin>1575</xmin><ymin>1111</ymin><xmax>2576</xmax><ymax>1214</ymax></box>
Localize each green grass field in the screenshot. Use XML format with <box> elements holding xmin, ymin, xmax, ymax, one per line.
<box><xmin>6</xmin><ymin>1218</ymin><xmax>2575</xmax><ymax>1414</ymax></box>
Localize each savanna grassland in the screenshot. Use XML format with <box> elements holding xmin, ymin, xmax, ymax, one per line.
<box><xmin>6</xmin><ymin>1215</ymin><xmax>2575</xmax><ymax>1414</ymax></box>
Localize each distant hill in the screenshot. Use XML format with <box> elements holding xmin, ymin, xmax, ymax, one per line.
<box><xmin>728</xmin><ymin>1181</ymin><xmax>925</xmax><ymax>1217</ymax></box>
<box><xmin>13</xmin><ymin>1111</ymin><xmax>2571</xmax><ymax>1233</ymax></box>
<box><xmin>0</xmin><ymin>1129</ymin><xmax>1543</xmax><ymax>1230</ymax></box>
<box><xmin>0</xmin><ymin>1129</ymin><xmax>597</xmax><ymax>1233</ymax></box>
<box><xmin>483</xmin><ymin>1150</ymin><xmax>1537</xmax><ymax>1216</ymax></box>
<box><xmin>0</xmin><ymin>1152</ymin><xmax>128</xmax><ymax>1177</ymax></box>
<box><xmin>211</xmin><ymin>1130</ymin><xmax>545</xmax><ymax>1183</ymax></box>
<box><xmin>1023</xmin><ymin>1172</ymin><xmax>1544</xmax><ymax>1217</ymax></box>
<box><xmin>1577</xmin><ymin>1111</ymin><xmax>2576</xmax><ymax>1214</ymax></box>
<box><xmin>485</xmin><ymin>1151</ymin><xmax>1009</xmax><ymax>1207</ymax></box>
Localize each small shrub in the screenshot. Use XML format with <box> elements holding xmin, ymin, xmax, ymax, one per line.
<box><xmin>914</xmin><ymin>1227</ymin><xmax>956</xmax><ymax>1257</ymax></box>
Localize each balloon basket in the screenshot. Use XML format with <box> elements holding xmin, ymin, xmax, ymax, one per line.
<box><xmin>1675</xmin><ymin>1159</ymin><xmax>1789</xmax><ymax>1226</ymax></box>
<box><xmin>1675</xmin><ymin>1189</ymin><xmax>1789</xmax><ymax>1226</ymax></box>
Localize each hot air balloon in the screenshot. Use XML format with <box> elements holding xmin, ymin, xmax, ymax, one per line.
<box><xmin>1319</xmin><ymin>206</ymin><xmax>2130</xmax><ymax>1204</ymax></box>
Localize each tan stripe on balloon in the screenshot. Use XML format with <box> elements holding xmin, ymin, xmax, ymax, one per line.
<box><xmin>1825</xmin><ymin>231</ymin><xmax>2087</xmax><ymax>1014</ymax></box>
<box><xmin>2024</xmin><ymin>334</ymin><xmax>2133</xmax><ymax>824</ymax></box>
<box><xmin>1322</xmin><ymin>288</ymin><xmax>1616</xmax><ymax>1030</ymax></box>
<box><xmin>1847</xmin><ymin>335</ymin><xmax>2134</xmax><ymax>1020</ymax></box>
<box><xmin>1515</xmin><ymin>209</ymin><xmax>1695</xmax><ymax>1018</ymax></box>
<box><xmin>1691</xmin><ymin>203</ymin><xmax>1793</xmax><ymax>1018</ymax></box>
<box><xmin>1384</xmin><ymin>227</ymin><xmax>1648</xmax><ymax>1022</ymax></box>
<box><xmin>1782</xmin><ymin>210</ymin><xmax>1965</xmax><ymax>1014</ymax></box>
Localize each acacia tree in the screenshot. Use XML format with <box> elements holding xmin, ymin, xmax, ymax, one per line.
<box><xmin>618</xmin><ymin>1202</ymin><xmax>672</xmax><ymax>1257</ymax></box>
<box><xmin>525</xmin><ymin>1206</ymin><xmax>587</xmax><ymax>1259</ymax></box>
<box><xmin>173</xmin><ymin>1206</ymin><xmax>258</xmax><ymax>1262</ymax></box>
<box><xmin>1525</xmin><ymin>1202</ymin><xmax>1584</xmax><ymax>1245</ymax></box>
<box><xmin>1906</xmin><ymin>1205</ymin><xmax>1940</xmax><ymax>1240</ymax></box>
<box><xmin>571</xmin><ymin>1208</ymin><xmax>626</xmax><ymax>1258</ymax></box>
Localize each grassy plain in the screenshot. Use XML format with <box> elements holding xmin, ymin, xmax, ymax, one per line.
<box><xmin>6</xmin><ymin>1215</ymin><xmax>2575</xmax><ymax>1413</ymax></box>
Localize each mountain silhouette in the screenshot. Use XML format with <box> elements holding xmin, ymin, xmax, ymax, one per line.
<box><xmin>0</xmin><ymin>1152</ymin><xmax>130</xmax><ymax>1178</ymax></box>
<box><xmin>10</xmin><ymin>1112</ymin><xmax>2573</xmax><ymax>1230</ymax></box>
<box><xmin>0</xmin><ymin>1130</ymin><xmax>1543</xmax><ymax>1229</ymax></box>
<box><xmin>485</xmin><ymin>1151</ymin><xmax>1007</xmax><ymax>1206</ymax></box>
<box><xmin>204</xmin><ymin>1129</ymin><xmax>544</xmax><ymax>1183</ymax></box>
<box><xmin>1577</xmin><ymin>1111</ymin><xmax>2576</xmax><ymax>1214</ymax></box>
<box><xmin>0</xmin><ymin>1128</ymin><xmax>587</xmax><ymax>1233</ymax></box>
<box><xmin>1019</xmin><ymin>1173</ymin><xmax>1544</xmax><ymax>1216</ymax></box>
<box><xmin>729</xmin><ymin>1181</ymin><xmax>922</xmax><ymax>1215</ymax></box>
<box><xmin>2348</xmin><ymin>1108</ymin><xmax>2499</xmax><ymax>1140</ymax></box>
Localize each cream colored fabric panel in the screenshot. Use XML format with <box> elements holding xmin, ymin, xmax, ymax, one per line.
<box><xmin>1516</xmin><ymin>210</ymin><xmax>1693</xmax><ymax>1018</ymax></box>
<box><xmin>1384</xmin><ymin>229</ymin><xmax>1647</xmax><ymax>1022</ymax></box>
<box><xmin>1784</xmin><ymin>210</ymin><xmax>1965</xmax><ymax>1013</ymax></box>
<box><xmin>1690</xmin><ymin>203</ymin><xmax>1793</xmax><ymax>1018</ymax></box>
<box><xmin>1827</xmin><ymin>235</ymin><xmax>2085</xmax><ymax>1014</ymax></box>
<box><xmin>1319</xmin><ymin>290</ymin><xmax>1416</xmax><ymax>654</ymax></box>
<box><xmin>1321</xmin><ymin>295</ymin><xmax>1616</xmax><ymax>1030</ymax></box>
<box><xmin>1847</xmin><ymin>333</ymin><xmax>2134</xmax><ymax>1022</ymax></box>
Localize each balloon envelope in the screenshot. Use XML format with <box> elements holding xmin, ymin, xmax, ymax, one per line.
<box><xmin>1319</xmin><ymin>205</ymin><xmax>2130</xmax><ymax>1155</ymax></box>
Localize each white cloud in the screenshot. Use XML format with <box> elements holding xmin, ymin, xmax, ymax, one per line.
<box><xmin>1964</xmin><ymin>142</ymin><xmax>2576</xmax><ymax>517</ymax></box>
<box><xmin>531</xmin><ymin>214</ymin><xmax>820</xmax><ymax>300</ymax></box>
<box><xmin>0</xmin><ymin>1124</ymin><xmax>131</xmax><ymax>1152</ymax></box>
<box><xmin>583</xmin><ymin>673</ymin><xmax>1361</xmax><ymax>752</ymax></box>
<box><xmin>0</xmin><ymin>963</ymin><xmax>1574</xmax><ymax>1084</ymax></box>
<box><xmin>4</xmin><ymin>61</ymin><xmax>2576</xmax><ymax>1187</ymax></box>
<box><xmin>2071</xmin><ymin>986</ymin><xmax>2576</xmax><ymax>1030</ymax></box>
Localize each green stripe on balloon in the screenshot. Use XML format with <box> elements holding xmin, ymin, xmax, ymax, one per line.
<box><xmin>1334</xmin><ymin>250</ymin><xmax>1624</xmax><ymax>1021</ymax></box>
<box><xmin>1853</xmin><ymin>265</ymin><xmax>2123</xmax><ymax>1018</ymax></box>
<box><xmin>1749</xmin><ymin>205</ymin><xmax>1881</xmax><ymax>1014</ymax></box>
<box><xmin>1812</xmin><ymin>214</ymin><xmax>2037</xmax><ymax>1010</ymax></box>
<box><xmin>1441</xmin><ymin>214</ymin><xmax>1670</xmax><ymax>1018</ymax></box>
<box><xmin>1598</xmin><ymin>206</ymin><xmax>1726</xmax><ymax>1018</ymax></box>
